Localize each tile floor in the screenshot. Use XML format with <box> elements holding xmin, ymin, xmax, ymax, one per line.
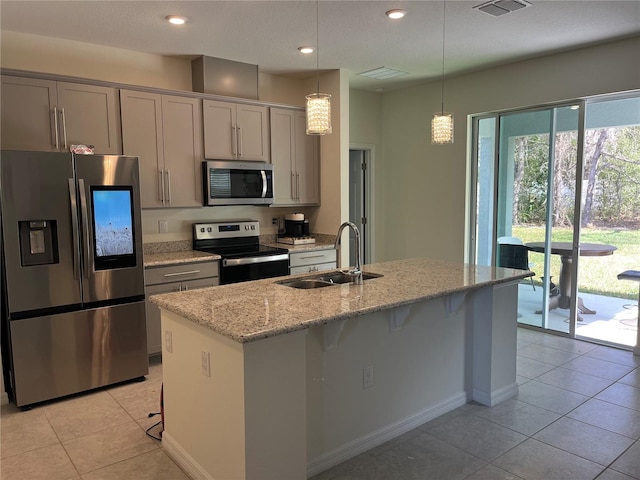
<box><xmin>1</xmin><ymin>329</ymin><xmax>639</xmax><ymax>480</ymax></box>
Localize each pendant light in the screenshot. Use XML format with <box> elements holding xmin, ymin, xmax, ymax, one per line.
<box><xmin>431</xmin><ymin>0</ymin><xmax>453</xmax><ymax>144</ymax></box>
<box><xmin>306</xmin><ymin>0</ymin><xmax>332</xmax><ymax>135</ymax></box>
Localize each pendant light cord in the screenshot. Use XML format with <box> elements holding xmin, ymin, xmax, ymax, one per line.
<box><xmin>440</xmin><ymin>0</ymin><xmax>446</xmax><ymax>115</ymax></box>
<box><xmin>316</xmin><ymin>0</ymin><xmax>320</xmax><ymax>94</ymax></box>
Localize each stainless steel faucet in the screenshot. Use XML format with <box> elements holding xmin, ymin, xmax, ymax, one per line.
<box><xmin>334</xmin><ymin>221</ymin><xmax>362</xmax><ymax>285</ymax></box>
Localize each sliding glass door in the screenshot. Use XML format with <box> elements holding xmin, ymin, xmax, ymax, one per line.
<box><xmin>471</xmin><ymin>93</ymin><xmax>640</xmax><ymax>348</ymax></box>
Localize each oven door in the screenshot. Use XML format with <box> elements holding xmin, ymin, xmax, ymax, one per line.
<box><xmin>204</xmin><ymin>160</ymin><xmax>273</xmax><ymax>206</ymax></box>
<box><xmin>220</xmin><ymin>255</ymin><xmax>289</xmax><ymax>284</ymax></box>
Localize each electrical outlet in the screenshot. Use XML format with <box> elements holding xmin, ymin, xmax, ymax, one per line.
<box><xmin>201</xmin><ymin>351</ymin><xmax>211</xmax><ymax>377</ymax></box>
<box><xmin>363</xmin><ymin>365</ymin><xmax>374</xmax><ymax>389</ymax></box>
<box><xmin>272</xmin><ymin>217</ymin><xmax>278</xmax><ymax>225</ymax></box>
<box><xmin>165</xmin><ymin>330</ymin><xmax>173</xmax><ymax>353</ymax></box>
<box><xmin>159</xmin><ymin>220</ymin><xmax>169</xmax><ymax>233</ymax></box>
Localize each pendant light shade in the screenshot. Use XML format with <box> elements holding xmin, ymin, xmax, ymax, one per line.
<box><xmin>306</xmin><ymin>93</ymin><xmax>332</xmax><ymax>135</ymax></box>
<box><xmin>305</xmin><ymin>0</ymin><xmax>332</xmax><ymax>135</ymax></box>
<box><xmin>431</xmin><ymin>0</ymin><xmax>454</xmax><ymax>144</ymax></box>
<box><xmin>432</xmin><ymin>113</ymin><xmax>454</xmax><ymax>144</ymax></box>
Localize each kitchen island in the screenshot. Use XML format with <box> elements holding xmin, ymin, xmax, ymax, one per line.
<box><xmin>151</xmin><ymin>258</ymin><xmax>531</xmax><ymax>480</ymax></box>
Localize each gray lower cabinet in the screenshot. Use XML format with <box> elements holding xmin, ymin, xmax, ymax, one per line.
<box><xmin>1</xmin><ymin>75</ymin><xmax>121</xmax><ymax>153</ymax></box>
<box><xmin>120</xmin><ymin>90</ymin><xmax>203</xmax><ymax>208</ymax></box>
<box><xmin>289</xmin><ymin>249</ymin><xmax>336</xmax><ymax>274</ymax></box>
<box><xmin>145</xmin><ymin>261</ymin><xmax>219</xmax><ymax>355</ymax></box>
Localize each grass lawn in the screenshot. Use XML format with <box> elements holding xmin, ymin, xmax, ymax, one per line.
<box><xmin>512</xmin><ymin>226</ymin><xmax>640</xmax><ymax>300</ymax></box>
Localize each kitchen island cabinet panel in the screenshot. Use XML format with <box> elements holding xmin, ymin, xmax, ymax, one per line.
<box><xmin>1</xmin><ymin>76</ymin><xmax>121</xmax><ymax>153</ymax></box>
<box><xmin>153</xmin><ymin>259</ymin><xmax>528</xmax><ymax>479</ymax></box>
<box><xmin>121</xmin><ymin>90</ymin><xmax>202</xmax><ymax>208</ymax></box>
<box><xmin>203</xmin><ymin>100</ymin><xmax>269</xmax><ymax>161</ymax></box>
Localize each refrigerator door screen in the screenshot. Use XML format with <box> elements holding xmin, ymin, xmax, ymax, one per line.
<box><xmin>91</xmin><ymin>186</ymin><xmax>136</xmax><ymax>270</ymax></box>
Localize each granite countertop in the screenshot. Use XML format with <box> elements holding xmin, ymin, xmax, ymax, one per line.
<box><xmin>264</xmin><ymin>241</ymin><xmax>336</xmax><ymax>252</ymax></box>
<box><xmin>144</xmin><ymin>250</ymin><xmax>220</xmax><ymax>267</ymax></box>
<box><xmin>150</xmin><ymin>258</ymin><xmax>531</xmax><ymax>343</ymax></box>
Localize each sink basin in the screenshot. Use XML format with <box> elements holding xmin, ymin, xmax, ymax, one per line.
<box><xmin>277</xmin><ymin>271</ymin><xmax>383</xmax><ymax>289</ymax></box>
<box><xmin>282</xmin><ymin>279</ymin><xmax>334</xmax><ymax>289</ymax></box>
<box><xmin>315</xmin><ymin>271</ymin><xmax>383</xmax><ymax>284</ymax></box>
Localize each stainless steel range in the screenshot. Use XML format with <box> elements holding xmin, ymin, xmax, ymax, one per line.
<box><xmin>193</xmin><ymin>221</ymin><xmax>289</xmax><ymax>284</ymax></box>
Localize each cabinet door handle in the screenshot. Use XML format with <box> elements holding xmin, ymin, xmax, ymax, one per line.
<box><xmin>60</xmin><ymin>107</ymin><xmax>68</xmax><ymax>150</ymax></box>
<box><xmin>296</xmin><ymin>173</ymin><xmax>300</xmax><ymax>200</ymax></box>
<box><xmin>165</xmin><ymin>169</ymin><xmax>172</xmax><ymax>205</ymax></box>
<box><xmin>231</xmin><ymin>125</ymin><xmax>238</xmax><ymax>157</ymax></box>
<box><xmin>53</xmin><ymin>107</ymin><xmax>60</xmax><ymax>150</ymax></box>
<box><xmin>159</xmin><ymin>170</ymin><xmax>165</xmax><ymax>205</ymax></box>
<box><xmin>237</xmin><ymin>125</ymin><xmax>243</xmax><ymax>157</ymax></box>
<box><xmin>163</xmin><ymin>270</ymin><xmax>201</xmax><ymax>277</ymax></box>
<box><xmin>291</xmin><ymin>172</ymin><xmax>295</xmax><ymax>200</ymax></box>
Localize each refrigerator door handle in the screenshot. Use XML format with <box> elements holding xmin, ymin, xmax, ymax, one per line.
<box><xmin>78</xmin><ymin>179</ymin><xmax>92</xmax><ymax>279</ymax></box>
<box><xmin>68</xmin><ymin>178</ymin><xmax>80</xmax><ymax>279</ymax></box>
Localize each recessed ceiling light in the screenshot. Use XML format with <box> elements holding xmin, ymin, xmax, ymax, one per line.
<box><xmin>298</xmin><ymin>46</ymin><xmax>315</xmax><ymax>54</ymax></box>
<box><xmin>385</xmin><ymin>9</ymin><xmax>407</xmax><ymax>20</ymax></box>
<box><xmin>165</xmin><ymin>15</ymin><xmax>187</xmax><ymax>25</ymax></box>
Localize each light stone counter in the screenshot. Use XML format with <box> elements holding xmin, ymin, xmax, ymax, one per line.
<box><xmin>143</xmin><ymin>250</ymin><xmax>220</xmax><ymax>267</ymax></box>
<box><xmin>151</xmin><ymin>257</ymin><xmax>531</xmax><ymax>343</ymax></box>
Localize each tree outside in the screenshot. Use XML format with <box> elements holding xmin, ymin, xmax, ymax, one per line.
<box><xmin>510</xmin><ymin>125</ymin><xmax>640</xmax><ymax>300</ymax></box>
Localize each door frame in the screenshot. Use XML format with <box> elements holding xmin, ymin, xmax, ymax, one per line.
<box><xmin>349</xmin><ymin>143</ymin><xmax>376</xmax><ymax>264</ymax></box>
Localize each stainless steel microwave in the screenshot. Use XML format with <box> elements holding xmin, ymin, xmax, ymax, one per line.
<box><xmin>203</xmin><ymin>160</ymin><xmax>274</xmax><ymax>206</ymax></box>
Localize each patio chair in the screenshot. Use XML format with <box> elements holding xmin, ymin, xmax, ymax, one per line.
<box><xmin>617</xmin><ymin>270</ymin><xmax>640</xmax><ymax>326</ymax></box>
<box><xmin>497</xmin><ymin>243</ymin><xmax>536</xmax><ymax>290</ymax></box>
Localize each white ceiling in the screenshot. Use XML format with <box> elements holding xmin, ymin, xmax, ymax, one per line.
<box><xmin>1</xmin><ymin>1</ymin><xmax>639</xmax><ymax>91</ymax></box>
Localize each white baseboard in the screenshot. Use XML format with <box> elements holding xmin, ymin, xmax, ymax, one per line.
<box><xmin>306</xmin><ymin>391</ymin><xmax>468</xmax><ymax>478</ymax></box>
<box><xmin>162</xmin><ymin>432</ymin><xmax>214</xmax><ymax>480</ymax></box>
<box><xmin>473</xmin><ymin>382</ymin><xmax>519</xmax><ymax>407</ymax></box>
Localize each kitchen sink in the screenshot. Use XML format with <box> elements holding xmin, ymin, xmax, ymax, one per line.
<box><xmin>277</xmin><ymin>271</ymin><xmax>383</xmax><ymax>289</ymax></box>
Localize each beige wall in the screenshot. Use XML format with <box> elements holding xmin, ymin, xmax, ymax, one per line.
<box><xmin>349</xmin><ymin>89</ymin><xmax>383</xmax><ymax>260</ymax></box>
<box><xmin>376</xmin><ymin>36</ymin><xmax>640</xmax><ymax>263</ymax></box>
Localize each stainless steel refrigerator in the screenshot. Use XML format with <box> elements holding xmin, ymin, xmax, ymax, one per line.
<box><xmin>1</xmin><ymin>151</ymin><xmax>148</xmax><ymax>407</ymax></box>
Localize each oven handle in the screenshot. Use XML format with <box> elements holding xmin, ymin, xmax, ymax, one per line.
<box><xmin>223</xmin><ymin>253</ymin><xmax>289</xmax><ymax>267</ymax></box>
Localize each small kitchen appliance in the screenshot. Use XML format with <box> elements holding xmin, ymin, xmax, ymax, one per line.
<box><xmin>193</xmin><ymin>221</ymin><xmax>289</xmax><ymax>284</ymax></box>
<box><xmin>279</xmin><ymin>213</ymin><xmax>315</xmax><ymax>245</ymax></box>
<box><xmin>202</xmin><ymin>160</ymin><xmax>273</xmax><ymax>206</ymax></box>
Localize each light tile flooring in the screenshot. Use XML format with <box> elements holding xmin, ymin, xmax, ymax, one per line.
<box><xmin>1</xmin><ymin>329</ymin><xmax>639</xmax><ymax>480</ymax></box>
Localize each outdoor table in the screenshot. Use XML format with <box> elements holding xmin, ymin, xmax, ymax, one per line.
<box><xmin>525</xmin><ymin>242</ymin><xmax>617</xmax><ymax>315</ymax></box>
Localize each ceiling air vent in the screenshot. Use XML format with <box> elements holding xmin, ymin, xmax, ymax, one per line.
<box><xmin>357</xmin><ymin>67</ymin><xmax>409</xmax><ymax>80</ymax></box>
<box><xmin>474</xmin><ymin>0</ymin><xmax>530</xmax><ymax>17</ymax></box>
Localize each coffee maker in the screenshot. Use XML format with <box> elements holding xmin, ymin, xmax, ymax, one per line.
<box><xmin>284</xmin><ymin>213</ymin><xmax>306</xmax><ymax>237</ymax></box>
<box><xmin>279</xmin><ymin>213</ymin><xmax>314</xmax><ymax>245</ymax></box>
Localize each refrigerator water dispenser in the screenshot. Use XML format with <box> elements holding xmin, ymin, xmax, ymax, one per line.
<box><xmin>19</xmin><ymin>220</ymin><xmax>59</xmax><ymax>266</ymax></box>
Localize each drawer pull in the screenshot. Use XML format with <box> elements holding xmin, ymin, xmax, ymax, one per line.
<box><xmin>163</xmin><ymin>270</ymin><xmax>201</xmax><ymax>277</ymax></box>
<box><xmin>301</xmin><ymin>255</ymin><xmax>325</xmax><ymax>260</ymax></box>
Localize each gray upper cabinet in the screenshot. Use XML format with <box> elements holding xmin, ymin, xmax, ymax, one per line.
<box><xmin>120</xmin><ymin>90</ymin><xmax>203</xmax><ymax>208</ymax></box>
<box><xmin>270</xmin><ymin>108</ymin><xmax>319</xmax><ymax>206</ymax></box>
<box><xmin>203</xmin><ymin>99</ymin><xmax>269</xmax><ymax>161</ymax></box>
<box><xmin>1</xmin><ymin>75</ymin><xmax>121</xmax><ymax>154</ymax></box>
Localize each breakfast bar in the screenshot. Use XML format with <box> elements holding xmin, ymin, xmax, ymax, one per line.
<box><xmin>151</xmin><ymin>258</ymin><xmax>531</xmax><ymax>480</ymax></box>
